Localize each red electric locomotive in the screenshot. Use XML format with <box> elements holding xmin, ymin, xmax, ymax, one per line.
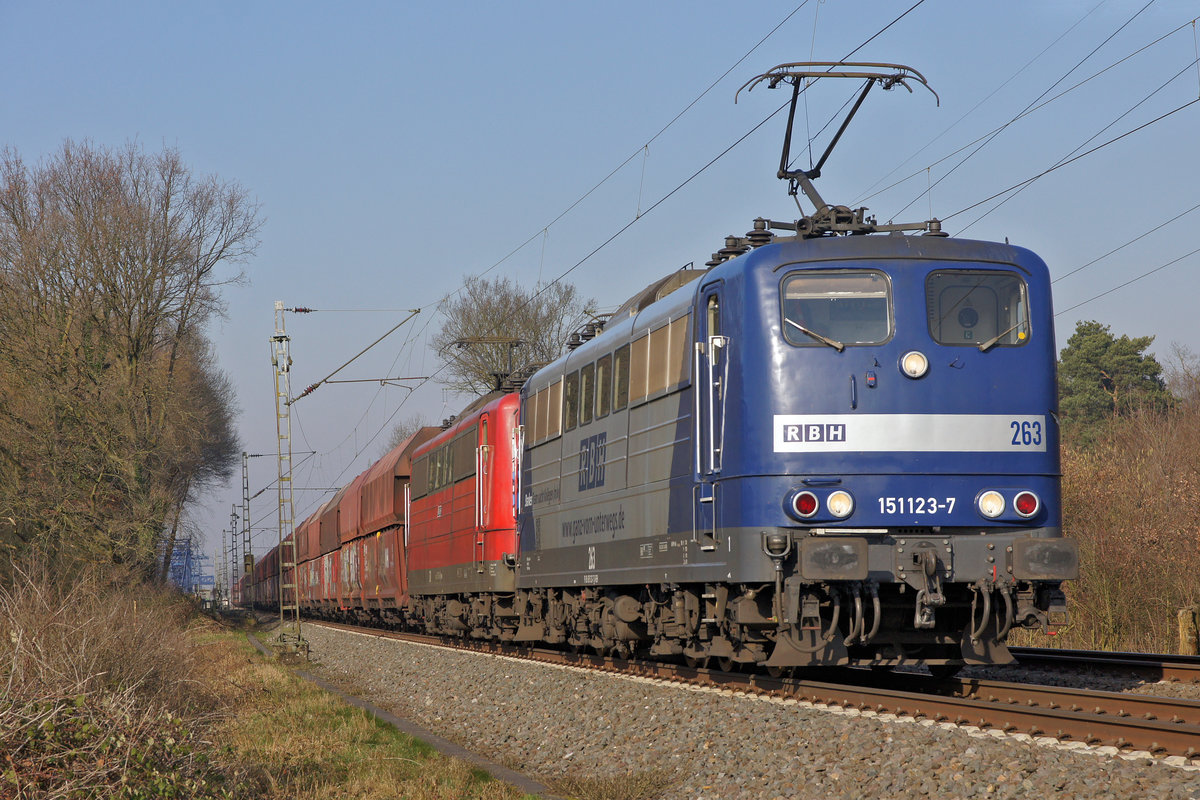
<box><xmin>406</xmin><ymin>391</ymin><xmax>521</xmax><ymax>634</ymax></box>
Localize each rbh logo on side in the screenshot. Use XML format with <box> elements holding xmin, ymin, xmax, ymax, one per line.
<box><xmin>780</xmin><ymin>422</ymin><xmax>847</xmax><ymax>443</ymax></box>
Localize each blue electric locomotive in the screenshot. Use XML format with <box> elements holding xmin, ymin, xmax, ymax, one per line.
<box><xmin>512</xmin><ymin>63</ymin><xmax>1076</xmax><ymax>672</ymax></box>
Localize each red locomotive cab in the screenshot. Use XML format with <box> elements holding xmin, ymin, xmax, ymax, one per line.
<box><xmin>408</xmin><ymin>392</ymin><xmax>521</xmax><ymax>600</ymax></box>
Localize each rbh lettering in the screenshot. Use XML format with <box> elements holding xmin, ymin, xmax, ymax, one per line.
<box><xmin>578</xmin><ymin>432</ymin><xmax>607</xmax><ymax>491</ymax></box>
<box><xmin>782</xmin><ymin>422</ymin><xmax>847</xmax><ymax>443</ymax></box>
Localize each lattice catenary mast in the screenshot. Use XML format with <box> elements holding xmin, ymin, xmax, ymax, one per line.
<box><xmin>270</xmin><ymin>301</ymin><xmax>305</xmax><ymax>653</ymax></box>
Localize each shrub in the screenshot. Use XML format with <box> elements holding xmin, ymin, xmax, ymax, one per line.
<box><xmin>0</xmin><ymin>563</ymin><xmax>228</xmax><ymax>798</ymax></box>
<box><xmin>1056</xmin><ymin>402</ymin><xmax>1200</xmax><ymax>651</ymax></box>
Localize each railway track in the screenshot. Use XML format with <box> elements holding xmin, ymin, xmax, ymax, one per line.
<box><xmin>1012</xmin><ymin>646</ymin><xmax>1200</xmax><ymax>683</ymax></box>
<box><xmin>306</xmin><ymin>621</ymin><xmax>1200</xmax><ymax>761</ymax></box>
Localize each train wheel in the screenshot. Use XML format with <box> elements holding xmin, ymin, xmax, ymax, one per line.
<box><xmin>716</xmin><ymin>656</ymin><xmax>736</xmax><ymax>673</ymax></box>
<box><xmin>683</xmin><ymin>654</ymin><xmax>708</xmax><ymax>669</ymax></box>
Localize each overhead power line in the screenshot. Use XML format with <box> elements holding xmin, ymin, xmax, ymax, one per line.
<box><xmin>288</xmin><ymin>309</ymin><xmax>420</xmax><ymax>404</ymax></box>
<box><xmin>287</xmin><ymin>4</ymin><xmax>933</xmax><ymax>518</ymax></box>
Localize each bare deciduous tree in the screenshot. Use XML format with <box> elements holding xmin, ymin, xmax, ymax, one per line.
<box><xmin>381</xmin><ymin>413</ymin><xmax>432</xmax><ymax>457</ymax></box>
<box><xmin>0</xmin><ymin>140</ymin><xmax>260</xmax><ymax>577</ymax></box>
<box><xmin>432</xmin><ymin>276</ymin><xmax>594</xmax><ymax>396</ymax></box>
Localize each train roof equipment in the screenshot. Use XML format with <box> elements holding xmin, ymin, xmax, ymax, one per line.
<box><xmin>731</xmin><ymin>61</ymin><xmax>942</xmax><ymax>244</ymax></box>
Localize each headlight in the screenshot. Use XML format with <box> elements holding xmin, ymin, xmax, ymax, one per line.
<box><xmin>826</xmin><ymin>490</ymin><xmax>854</xmax><ymax>518</ymax></box>
<box><xmin>900</xmin><ymin>351</ymin><xmax>929</xmax><ymax>379</ymax></box>
<box><xmin>977</xmin><ymin>490</ymin><xmax>1005</xmax><ymax>518</ymax></box>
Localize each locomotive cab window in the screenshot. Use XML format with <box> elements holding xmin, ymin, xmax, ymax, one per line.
<box><xmin>781</xmin><ymin>270</ymin><xmax>891</xmax><ymax>347</ymax></box>
<box><xmin>926</xmin><ymin>270</ymin><xmax>1029</xmax><ymax>348</ymax></box>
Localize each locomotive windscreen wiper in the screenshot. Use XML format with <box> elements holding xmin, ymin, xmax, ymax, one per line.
<box><xmin>977</xmin><ymin>320</ymin><xmax>1025</xmax><ymax>352</ymax></box>
<box><xmin>785</xmin><ymin>317</ymin><xmax>845</xmax><ymax>352</ymax></box>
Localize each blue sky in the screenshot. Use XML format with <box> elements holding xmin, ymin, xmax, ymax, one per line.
<box><xmin>5</xmin><ymin>1</ymin><xmax>1199</xmax><ymax>565</ymax></box>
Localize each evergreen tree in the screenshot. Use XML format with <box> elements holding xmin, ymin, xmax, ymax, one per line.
<box><xmin>1058</xmin><ymin>320</ymin><xmax>1172</xmax><ymax>430</ymax></box>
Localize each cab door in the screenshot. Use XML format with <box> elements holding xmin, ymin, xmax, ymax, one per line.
<box><xmin>693</xmin><ymin>282</ymin><xmax>727</xmax><ymax>551</ymax></box>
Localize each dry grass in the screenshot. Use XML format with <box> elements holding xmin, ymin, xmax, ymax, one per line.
<box><xmin>0</xmin><ymin>562</ymin><xmax>228</xmax><ymax>799</ymax></box>
<box><xmin>0</xmin><ymin>565</ymin><xmax>545</xmax><ymax>799</ymax></box>
<box><xmin>1048</xmin><ymin>397</ymin><xmax>1200</xmax><ymax>653</ymax></box>
<box><xmin>547</xmin><ymin>770</ymin><xmax>678</xmax><ymax>800</ymax></box>
<box><xmin>198</xmin><ymin>627</ymin><xmax>535</xmax><ymax>800</ymax></box>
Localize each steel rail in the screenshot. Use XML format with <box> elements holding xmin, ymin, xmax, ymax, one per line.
<box><xmin>1012</xmin><ymin>646</ymin><xmax>1200</xmax><ymax>684</ymax></box>
<box><xmin>308</xmin><ymin>622</ymin><xmax>1200</xmax><ymax>759</ymax></box>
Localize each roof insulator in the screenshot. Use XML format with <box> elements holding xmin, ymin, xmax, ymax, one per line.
<box><xmin>747</xmin><ymin>218</ymin><xmax>774</xmax><ymax>247</ymax></box>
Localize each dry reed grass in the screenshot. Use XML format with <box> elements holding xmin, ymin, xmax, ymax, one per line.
<box><xmin>1050</xmin><ymin>392</ymin><xmax>1200</xmax><ymax>652</ymax></box>
<box><xmin>0</xmin><ymin>562</ymin><xmax>228</xmax><ymax>798</ymax></box>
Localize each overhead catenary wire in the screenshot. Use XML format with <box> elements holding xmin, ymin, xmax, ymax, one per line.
<box><xmin>282</xmin><ymin>3</ymin><xmax>937</xmax><ymax>514</ymax></box>
<box><xmin>273</xmin><ymin>9</ymin><xmax>1185</xmax><ymax>530</ymax></box>
<box><xmin>276</xmin><ymin>2</ymin><xmax>833</xmax><ymax>518</ymax></box>
<box><xmin>889</xmin><ymin>0</ymin><xmax>1158</xmax><ymax>222</ymax></box>
<box><xmin>1055</xmin><ymin>245</ymin><xmax>1200</xmax><ymax>318</ymax></box>
<box><xmin>288</xmin><ymin>308</ymin><xmax>421</xmax><ymax>403</ymax></box>
<box><xmin>1053</xmin><ymin>200</ymin><xmax>1200</xmax><ymax>285</ymax></box>
<box><xmin>956</xmin><ymin>55</ymin><xmax>1200</xmax><ymax>234</ymax></box>
<box><xmin>239</xmin><ymin>9</ymin><xmax>1199</xmax><ymax>543</ymax></box>
<box><xmin>942</xmin><ymin>95</ymin><xmax>1200</xmax><ymax>222</ymax></box>
<box><xmin>853</xmin><ymin>16</ymin><xmax>1199</xmax><ymax>209</ymax></box>
<box><xmin>853</xmin><ymin>1</ymin><xmax>1111</xmax><ymax>207</ymax></box>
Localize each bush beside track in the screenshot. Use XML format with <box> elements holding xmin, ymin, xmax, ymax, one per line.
<box><xmin>0</xmin><ymin>566</ymin><xmax>537</xmax><ymax>800</ymax></box>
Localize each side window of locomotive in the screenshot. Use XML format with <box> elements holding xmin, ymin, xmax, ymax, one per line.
<box><xmin>411</xmin><ymin>455</ymin><xmax>428</xmax><ymax>498</ymax></box>
<box><xmin>613</xmin><ymin>344</ymin><xmax>630</xmax><ymax>411</ymax></box>
<box><xmin>563</xmin><ymin>371</ymin><xmax>580</xmax><ymax>432</ymax></box>
<box><xmin>595</xmin><ymin>354</ymin><xmax>613</xmax><ymax>419</ymax></box>
<box><xmin>438</xmin><ymin>446</ymin><xmax>453</xmax><ymax>489</ymax></box>
<box><xmin>580</xmin><ymin>362</ymin><xmax>595</xmax><ymax>426</ymax></box>
<box><xmin>781</xmin><ymin>271</ymin><xmax>891</xmax><ymax>346</ymax></box>
<box><xmin>926</xmin><ymin>270</ymin><xmax>1029</xmax><ymax>347</ymax></box>
<box><xmin>706</xmin><ymin>295</ymin><xmax>721</xmax><ymax>366</ymax></box>
<box><xmin>452</xmin><ymin>427</ymin><xmax>477</xmax><ymax>481</ymax></box>
<box><xmin>546</xmin><ymin>380</ymin><xmax>562</xmax><ymax>439</ymax></box>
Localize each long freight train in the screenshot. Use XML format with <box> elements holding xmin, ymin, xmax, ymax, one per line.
<box><xmin>242</xmin><ymin>63</ymin><xmax>1077</xmax><ymax>674</ymax></box>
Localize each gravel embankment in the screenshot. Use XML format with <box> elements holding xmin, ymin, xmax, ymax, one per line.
<box><xmin>303</xmin><ymin>625</ymin><xmax>1200</xmax><ymax>800</ymax></box>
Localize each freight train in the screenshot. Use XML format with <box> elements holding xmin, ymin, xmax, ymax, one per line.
<box><xmin>241</xmin><ymin>63</ymin><xmax>1078</xmax><ymax>674</ymax></box>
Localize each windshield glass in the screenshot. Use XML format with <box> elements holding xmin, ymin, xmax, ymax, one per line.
<box><xmin>926</xmin><ymin>270</ymin><xmax>1029</xmax><ymax>348</ymax></box>
<box><xmin>781</xmin><ymin>270</ymin><xmax>891</xmax><ymax>347</ymax></box>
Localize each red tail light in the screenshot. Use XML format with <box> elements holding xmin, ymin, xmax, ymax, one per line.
<box><xmin>1014</xmin><ymin>491</ymin><xmax>1040</xmax><ymax>518</ymax></box>
<box><xmin>793</xmin><ymin>491</ymin><xmax>818</xmax><ymax>518</ymax></box>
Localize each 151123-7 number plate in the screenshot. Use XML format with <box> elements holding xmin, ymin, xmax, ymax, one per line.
<box><xmin>877</xmin><ymin>497</ymin><xmax>956</xmax><ymax>515</ymax></box>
